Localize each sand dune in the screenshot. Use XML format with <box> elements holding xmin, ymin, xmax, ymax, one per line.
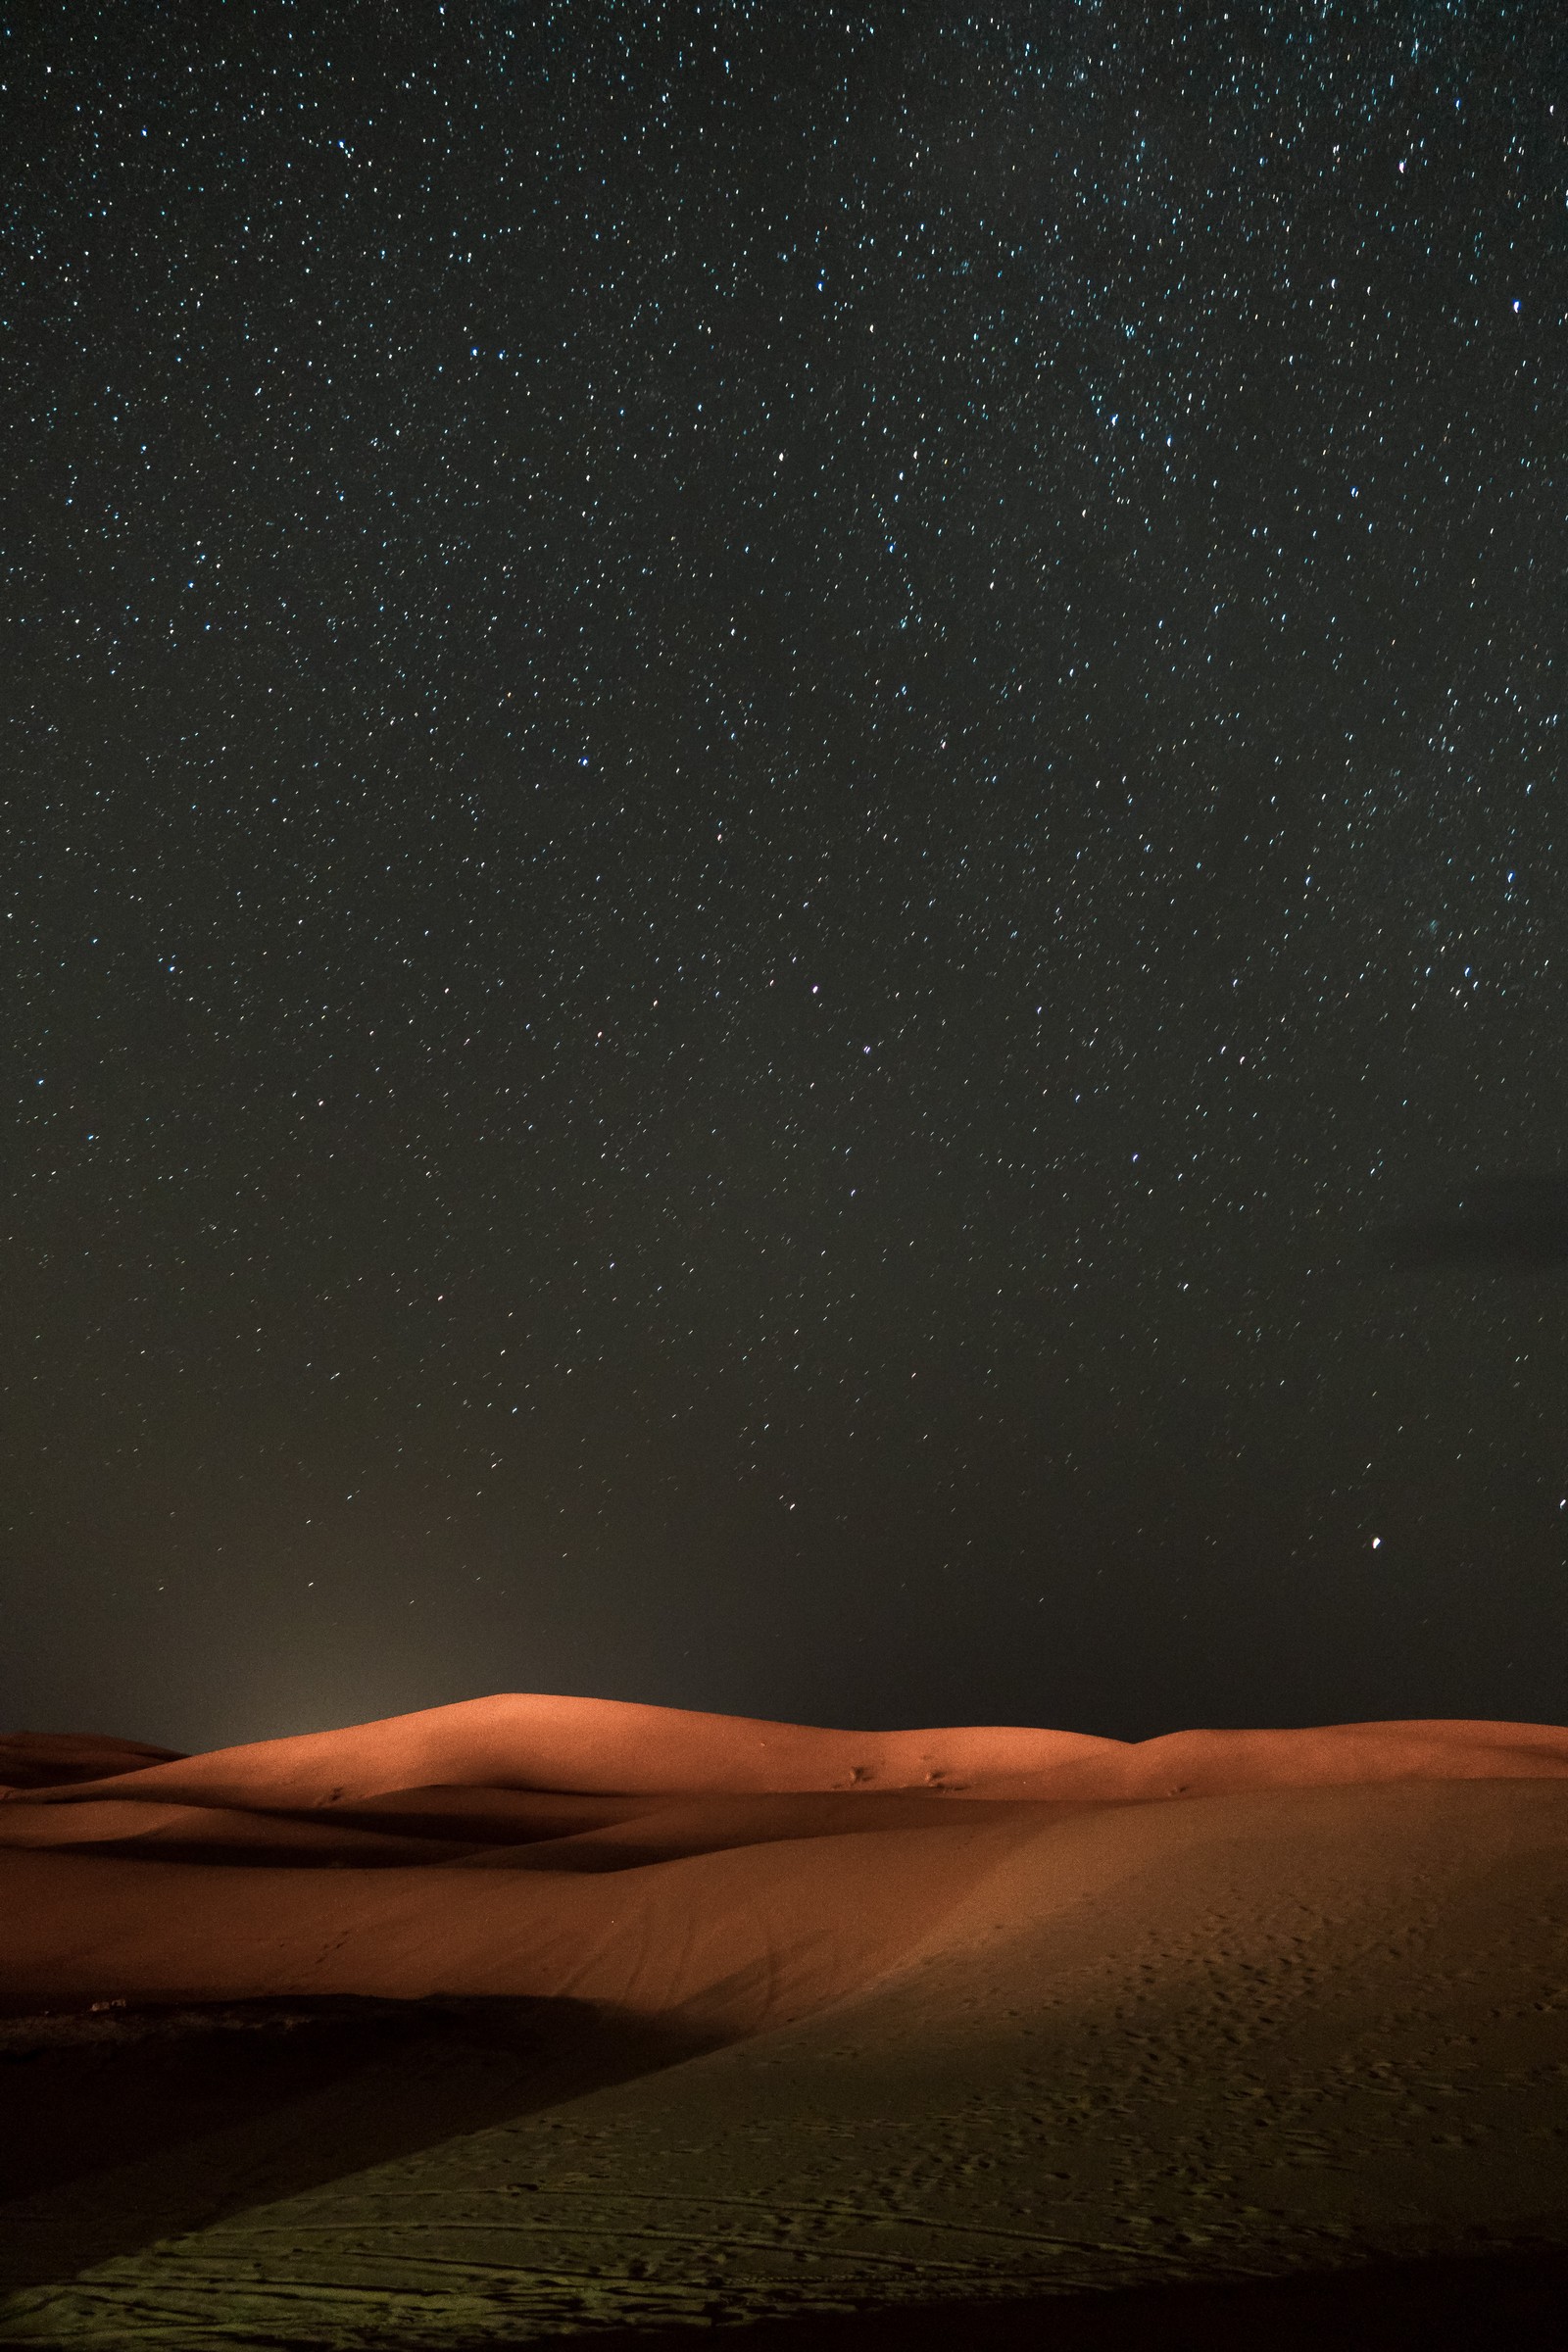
<box><xmin>13</xmin><ymin>1690</ymin><xmax>1568</xmax><ymax>1810</ymax></box>
<box><xmin>0</xmin><ymin>1733</ymin><xmax>185</xmax><ymax>1791</ymax></box>
<box><xmin>5</xmin><ymin>1695</ymin><xmax>1564</xmax><ymax>2031</ymax></box>
<box><xmin>0</xmin><ymin>1808</ymin><xmax>1048</xmax><ymax>2030</ymax></box>
<box><xmin>2</xmin><ymin>1696</ymin><xmax>1567</xmax><ymax>2347</ymax></box>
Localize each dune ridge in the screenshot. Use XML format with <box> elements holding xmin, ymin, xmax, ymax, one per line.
<box><xmin>9</xmin><ymin>1691</ymin><xmax>1568</xmax><ymax>1812</ymax></box>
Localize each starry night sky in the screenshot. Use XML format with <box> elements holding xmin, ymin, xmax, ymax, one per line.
<box><xmin>5</xmin><ymin>3</ymin><xmax>1567</xmax><ymax>1752</ymax></box>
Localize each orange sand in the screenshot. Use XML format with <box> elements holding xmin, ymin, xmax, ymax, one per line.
<box><xmin>5</xmin><ymin>1698</ymin><xmax>1565</xmax><ymax>2031</ymax></box>
<box><xmin>2</xmin><ymin>1698</ymin><xmax>1566</xmax><ymax>2347</ymax></box>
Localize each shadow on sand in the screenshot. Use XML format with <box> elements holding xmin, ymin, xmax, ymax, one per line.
<box><xmin>0</xmin><ymin>1994</ymin><xmax>714</xmax><ymax>2296</ymax></box>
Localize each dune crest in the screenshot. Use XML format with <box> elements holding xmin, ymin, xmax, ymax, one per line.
<box><xmin>10</xmin><ymin>1692</ymin><xmax>1568</xmax><ymax>1813</ymax></box>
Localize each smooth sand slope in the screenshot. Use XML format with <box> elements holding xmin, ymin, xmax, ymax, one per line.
<box><xmin>2</xmin><ymin>1698</ymin><xmax>1567</xmax><ymax>2347</ymax></box>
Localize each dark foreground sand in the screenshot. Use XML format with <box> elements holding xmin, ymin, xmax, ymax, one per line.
<box><xmin>2</xmin><ymin>1698</ymin><xmax>1566</xmax><ymax>2346</ymax></box>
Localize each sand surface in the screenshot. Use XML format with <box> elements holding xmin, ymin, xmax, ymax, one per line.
<box><xmin>2</xmin><ymin>1697</ymin><xmax>1566</xmax><ymax>2346</ymax></box>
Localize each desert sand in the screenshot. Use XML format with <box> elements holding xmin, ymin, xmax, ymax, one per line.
<box><xmin>2</xmin><ymin>1697</ymin><xmax>1567</xmax><ymax>2347</ymax></box>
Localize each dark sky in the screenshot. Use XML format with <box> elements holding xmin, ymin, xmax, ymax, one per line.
<box><xmin>5</xmin><ymin>2</ymin><xmax>1566</xmax><ymax>1753</ymax></box>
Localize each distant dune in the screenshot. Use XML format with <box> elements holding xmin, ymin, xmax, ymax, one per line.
<box><xmin>14</xmin><ymin>1690</ymin><xmax>1568</xmax><ymax>1808</ymax></box>
<box><xmin>0</xmin><ymin>1732</ymin><xmax>186</xmax><ymax>1791</ymax></box>
<box><xmin>2</xmin><ymin>1696</ymin><xmax>1567</xmax><ymax>2347</ymax></box>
